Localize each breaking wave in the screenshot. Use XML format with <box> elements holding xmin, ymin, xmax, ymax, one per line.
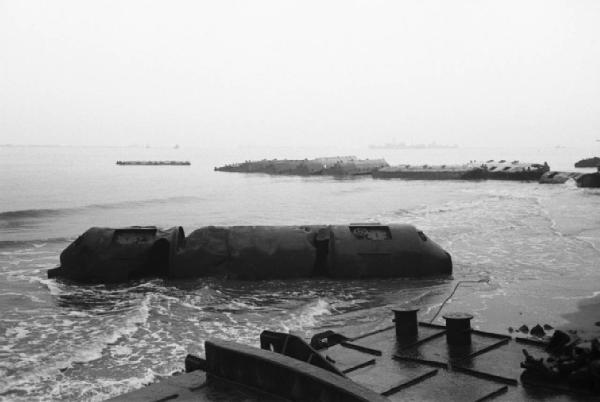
<box><xmin>0</xmin><ymin>238</ymin><xmax>73</xmax><ymax>250</ymax></box>
<box><xmin>0</xmin><ymin>209</ymin><xmax>66</xmax><ymax>220</ymax></box>
<box><xmin>0</xmin><ymin>196</ymin><xmax>204</xmax><ymax>223</ymax></box>
<box><xmin>0</xmin><ymin>291</ymin><xmax>153</xmax><ymax>400</ymax></box>
<box><xmin>279</xmin><ymin>298</ymin><xmax>332</xmax><ymax>333</ymax></box>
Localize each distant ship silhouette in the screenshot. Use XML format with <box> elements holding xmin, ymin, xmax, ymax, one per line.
<box><xmin>369</xmin><ymin>141</ymin><xmax>458</xmax><ymax>150</ymax></box>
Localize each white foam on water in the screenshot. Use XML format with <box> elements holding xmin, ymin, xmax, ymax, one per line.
<box><xmin>0</xmin><ymin>249</ymin><xmax>51</xmax><ymax>257</ymax></box>
<box><xmin>35</xmin><ymin>277</ymin><xmax>64</xmax><ymax>296</ymax></box>
<box><xmin>553</xmin><ymin>290</ymin><xmax>600</xmax><ymax>301</ymax></box>
<box><xmin>279</xmin><ymin>298</ymin><xmax>332</xmax><ymax>333</ymax></box>
<box><xmin>111</xmin><ymin>345</ymin><xmax>132</xmax><ymax>356</ymax></box>
<box><xmin>563</xmin><ymin>179</ymin><xmax>578</xmax><ymax>189</ymax></box>
<box><xmin>0</xmin><ymin>291</ymin><xmax>44</xmax><ymax>304</ymax></box>
<box><xmin>179</xmin><ymin>300</ymin><xmax>207</xmax><ymax>311</ymax></box>
<box><xmin>4</xmin><ymin>326</ymin><xmax>30</xmax><ymax>341</ymax></box>
<box><xmin>90</xmin><ymin>368</ymin><xmax>159</xmax><ymax>401</ymax></box>
<box><xmin>92</xmin><ymin>294</ymin><xmax>152</xmax><ymax>349</ymax></box>
<box><xmin>66</xmin><ymin>310</ymin><xmax>90</xmax><ymax>317</ymax></box>
<box><xmin>41</xmin><ymin>367</ymin><xmax>160</xmax><ymax>402</ymax></box>
<box><xmin>0</xmin><ymin>293</ymin><xmax>154</xmax><ymax>399</ymax></box>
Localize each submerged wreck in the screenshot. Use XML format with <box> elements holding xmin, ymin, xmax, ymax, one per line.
<box><xmin>47</xmin><ymin>224</ymin><xmax>452</xmax><ymax>283</ymax></box>
<box><xmin>111</xmin><ymin>309</ymin><xmax>598</xmax><ymax>401</ymax></box>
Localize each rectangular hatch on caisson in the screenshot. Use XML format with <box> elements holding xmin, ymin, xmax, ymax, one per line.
<box><xmin>47</xmin><ymin>223</ymin><xmax>452</xmax><ymax>283</ymax></box>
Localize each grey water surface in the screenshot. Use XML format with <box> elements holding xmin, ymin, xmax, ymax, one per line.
<box><xmin>1</xmin><ymin>145</ymin><xmax>599</xmax><ymax>400</ymax></box>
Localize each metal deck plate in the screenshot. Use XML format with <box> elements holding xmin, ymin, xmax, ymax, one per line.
<box><xmin>318</xmin><ymin>322</ymin><xmax>592</xmax><ymax>401</ymax></box>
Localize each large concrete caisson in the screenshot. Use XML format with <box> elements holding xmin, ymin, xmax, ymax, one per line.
<box><xmin>328</xmin><ymin>224</ymin><xmax>451</xmax><ymax>278</ymax></box>
<box><xmin>576</xmin><ymin>170</ymin><xmax>600</xmax><ymax>188</ymax></box>
<box><xmin>172</xmin><ymin>225</ymin><xmax>322</xmax><ymax>279</ymax></box>
<box><xmin>47</xmin><ymin>226</ymin><xmax>185</xmax><ymax>283</ymax></box>
<box><xmin>48</xmin><ymin>224</ymin><xmax>452</xmax><ymax>283</ymax></box>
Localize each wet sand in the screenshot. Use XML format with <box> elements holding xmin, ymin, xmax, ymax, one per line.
<box><xmin>561</xmin><ymin>294</ymin><xmax>600</xmax><ymax>339</ymax></box>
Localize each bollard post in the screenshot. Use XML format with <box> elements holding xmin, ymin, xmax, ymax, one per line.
<box><xmin>443</xmin><ymin>312</ymin><xmax>473</xmax><ymax>346</ymax></box>
<box><xmin>392</xmin><ymin>307</ymin><xmax>419</xmax><ymax>341</ymax></box>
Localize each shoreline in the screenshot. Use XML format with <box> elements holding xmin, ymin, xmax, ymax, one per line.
<box><xmin>561</xmin><ymin>294</ymin><xmax>600</xmax><ymax>339</ymax></box>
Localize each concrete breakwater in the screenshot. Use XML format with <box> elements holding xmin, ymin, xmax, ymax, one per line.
<box><xmin>574</xmin><ymin>157</ymin><xmax>600</xmax><ymax>168</ymax></box>
<box><xmin>216</xmin><ymin>157</ymin><xmax>550</xmax><ymax>181</ymax></box>
<box><xmin>116</xmin><ymin>160</ymin><xmax>191</xmax><ymax>166</ymax></box>
<box><xmin>215</xmin><ymin>156</ymin><xmax>388</xmax><ymax>176</ymax></box>
<box><xmin>373</xmin><ymin>164</ymin><xmax>487</xmax><ymax>180</ymax></box>
<box><xmin>482</xmin><ymin>160</ymin><xmax>549</xmax><ymax>181</ymax></box>
<box><xmin>377</xmin><ymin>160</ymin><xmax>550</xmax><ymax>181</ymax></box>
<box><xmin>47</xmin><ymin>224</ymin><xmax>452</xmax><ymax>283</ymax></box>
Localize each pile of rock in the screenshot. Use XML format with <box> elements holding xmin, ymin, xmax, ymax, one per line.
<box><xmin>508</xmin><ymin>323</ymin><xmax>553</xmax><ymax>337</ymax></box>
<box><xmin>520</xmin><ymin>329</ymin><xmax>600</xmax><ymax>394</ymax></box>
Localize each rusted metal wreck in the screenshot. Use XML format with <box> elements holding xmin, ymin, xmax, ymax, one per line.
<box><xmin>110</xmin><ymin>309</ymin><xmax>598</xmax><ymax>401</ymax></box>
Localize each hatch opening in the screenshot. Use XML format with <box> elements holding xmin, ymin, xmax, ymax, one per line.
<box><xmin>313</xmin><ymin>230</ymin><xmax>330</xmax><ymax>277</ymax></box>
<box><xmin>349</xmin><ymin>225</ymin><xmax>391</xmax><ymax>240</ymax></box>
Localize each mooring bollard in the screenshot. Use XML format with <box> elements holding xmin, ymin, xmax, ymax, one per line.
<box><xmin>443</xmin><ymin>312</ymin><xmax>473</xmax><ymax>345</ymax></box>
<box><xmin>392</xmin><ymin>307</ymin><xmax>419</xmax><ymax>341</ymax></box>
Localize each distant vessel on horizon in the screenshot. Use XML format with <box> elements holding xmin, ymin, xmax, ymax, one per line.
<box><xmin>369</xmin><ymin>141</ymin><xmax>458</xmax><ymax>150</ymax></box>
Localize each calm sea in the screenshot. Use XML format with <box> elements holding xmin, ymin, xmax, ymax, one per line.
<box><xmin>1</xmin><ymin>144</ymin><xmax>599</xmax><ymax>400</ymax></box>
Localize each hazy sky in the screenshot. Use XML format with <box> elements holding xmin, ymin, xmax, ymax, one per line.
<box><xmin>1</xmin><ymin>1</ymin><xmax>599</xmax><ymax>148</ymax></box>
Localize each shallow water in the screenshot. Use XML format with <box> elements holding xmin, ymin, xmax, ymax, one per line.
<box><xmin>1</xmin><ymin>145</ymin><xmax>599</xmax><ymax>400</ymax></box>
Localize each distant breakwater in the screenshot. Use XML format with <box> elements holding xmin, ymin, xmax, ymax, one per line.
<box><xmin>117</xmin><ymin>160</ymin><xmax>191</xmax><ymax>166</ymax></box>
<box><xmin>215</xmin><ymin>156</ymin><xmax>388</xmax><ymax>176</ymax></box>
<box><xmin>215</xmin><ymin>156</ymin><xmax>551</xmax><ymax>181</ymax></box>
<box><xmin>574</xmin><ymin>157</ymin><xmax>600</xmax><ymax>168</ymax></box>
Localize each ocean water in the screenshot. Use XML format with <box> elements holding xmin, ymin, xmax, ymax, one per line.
<box><xmin>1</xmin><ymin>144</ymin><xmax>600</xmax><ymax>400</ymax></box>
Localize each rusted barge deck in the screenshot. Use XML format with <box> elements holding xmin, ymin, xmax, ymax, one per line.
<box><xmin>111</xmin><ymin>310</ymin><xmax>595</xmax><ymax>401</ymax></box>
